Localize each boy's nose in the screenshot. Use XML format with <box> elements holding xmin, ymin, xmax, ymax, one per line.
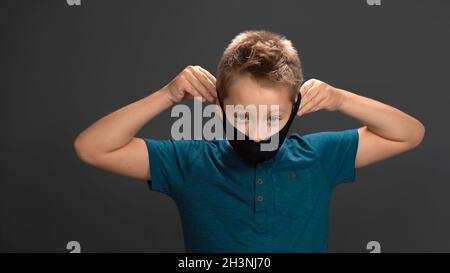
<box><xmin>253</xmin><ymin>136</ymin><xmax>262</xmax><ymax>143</ymax></box>
<box><xmin>247</xmin><ymin>120</ymin><xmax>281</xmax><ymax>142</ymax></box>
<box><xmin>248</xmin><ymin>125</ymin><xmax>263</xmax><ymax>142</ymax></box>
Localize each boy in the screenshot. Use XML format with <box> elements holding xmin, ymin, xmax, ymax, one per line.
<box><xmin>74</xmin><ymin>30</ymin><xmax>425</xmax><ymax>252</ymax></box>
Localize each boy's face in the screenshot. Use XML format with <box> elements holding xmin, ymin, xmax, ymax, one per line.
<box><xmin>222</xmin><ymin>73</ymin><xmax>294</xmax><ymax>142</ymax></box>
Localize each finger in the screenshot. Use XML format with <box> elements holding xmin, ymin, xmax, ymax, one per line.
<box><xmin>191</xmin><ymin>67</ymin><xmax>216</xmax><ymax>102</ymax></box>
<box><xmin>195</xmin><ymin>66</ymin><xmax>217</xmax><ymax>85</ymax></box>
<box><xmin>192</xmin><ymin>65</ymin><xmax>216</xmax><ymax>93</ymax></box>
<box><xmin>182</xmin><ymin>77</ymin><xmax>203</xmax><ymax>102</ymax></box>
<box><xmin>298</xmin><ymin>86</ymin><xmax>319</xmax><ymax>115</ymax></box>
<box><xmin>299</xmin><ymin>83</ymin><xmax>316</xmax><ymax>107</ymax></box>
<box><xmin>297</xmin><ymin>92</ymin><xmax>325</xmax><ymax>116</ymax></box>
<box><xmin>297</xmin><ymin>101</ymin><xmax>314</xmax><ymax>116</ymax></box>
<box><xmin>310</xmin><ymin>98</ymin><xmax>326</xmax><ymax>112</ymax></box>
<box><xmin>298</xmin><ymin>102</ymin><xmax>318</xmax><ymax>116</ymax></box>
<box><xmin>299</xmin><ymin>79</ymin><xmax>314</xmax><ymax>97</ymax></box>
<box><xmin>185</xmin><ymin>69</ymin><xmax>214</xmax><ymax>102</ymax></box>
<box><xmin>195</xmin><ymin>66</ymin><xmax>218</xmax><ymax>99</ymax></box>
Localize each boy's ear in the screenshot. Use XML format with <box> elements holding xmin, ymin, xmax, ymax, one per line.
<box><xmin>293</xmin><ymin>93</ymin><xmax>299</xmax><ymax>104</ymax></box>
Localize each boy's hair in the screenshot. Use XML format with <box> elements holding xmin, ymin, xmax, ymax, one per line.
<box><xmin>216</xmin><ymin>30</ymin><xmax>304</xmax><ymax>102</ymax></box>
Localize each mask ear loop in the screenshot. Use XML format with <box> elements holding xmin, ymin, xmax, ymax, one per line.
<box><xmin>289</xmin><ymin>81</ymin><xmax>304</xmax><ymax>119</ymax></box>
<box><xmin>284</xmin><ymin>91</ymin><xmax>302</xmax><ymax>127</ymax></box>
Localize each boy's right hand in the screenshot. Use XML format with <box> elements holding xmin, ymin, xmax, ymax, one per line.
<box><xmin>163</xmin><ymin>65</ymin><xmax>217</xmax><ymax>104</ymax></box>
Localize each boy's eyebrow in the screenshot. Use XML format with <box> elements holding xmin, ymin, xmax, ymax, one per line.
<box><xmin>267</xmin><ymin>108</ymin><xmax>286</xmax><ymax>115</ymax></box>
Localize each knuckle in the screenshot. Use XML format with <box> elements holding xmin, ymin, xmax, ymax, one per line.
<box><xmin>184</xmin><ymin>68</ymin><xmax>193</xmax><ymax>76</ymax></box>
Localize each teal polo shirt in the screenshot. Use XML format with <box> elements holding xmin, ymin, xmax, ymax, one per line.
<box><xmin>145</xmin><ymin>128</ymin><xmax>359</xmax><ymax>253</ymax></box>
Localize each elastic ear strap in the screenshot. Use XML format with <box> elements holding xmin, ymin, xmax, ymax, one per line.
<box><xmin>217</xmin><ymin>90</ymin><xmax>225</xmax><ymax>112</ymax></box>
<box><xmin>290</xmin><ymin>92</ymin><xmax>302</xmax><ymax>120</ymax></box>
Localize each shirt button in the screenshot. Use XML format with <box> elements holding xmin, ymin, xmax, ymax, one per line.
<box><xmin>290</xmin><ymin>172</ymin><xmax>297</xmax><ymax>179</ymax></box>
<box><xmin>257</xmin><ymin>195</ymin><xmax>264</xmax><ymax>202</ymax></box>
<box><xmin>256</xmin><ymin>178</ymin><xmax>264</xmax><ymax>185</ymax></box>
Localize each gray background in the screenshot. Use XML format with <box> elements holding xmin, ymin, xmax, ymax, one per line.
<box><xmin>0</xmin><ymin>0</ymin><xmax>449</xmax><ymax>252</ymax></box>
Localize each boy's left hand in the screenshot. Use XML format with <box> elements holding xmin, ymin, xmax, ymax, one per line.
<box><xmin>297</xmin><ymin>79</ymin><xmax>346</xmax><ymax>117</ymax></box>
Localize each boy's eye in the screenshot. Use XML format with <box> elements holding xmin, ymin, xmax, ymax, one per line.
<box><xmin>233</xmin><ymin>113</ymin><xmax>280</xmax><ymax>124</ymax></box>
<box><xmin>268</xmin><ymin>115</ymin><xmax>280</xmax><ymax>124</ymax></box>
<box><xmin>235</xmin><ymin>112</ymin><xmax>249</xmax><ymax>123</ymax></box>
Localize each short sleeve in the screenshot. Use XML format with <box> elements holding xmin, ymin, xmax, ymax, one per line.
<box><xmin>144</xmin><ymin>139</ymin><xmax>201</xmax><ymax>197</ymax></box>
<box><xmin>303</xmin><ymin>128</ymin><xmax>359</xmax><ymax>188</ymax></box>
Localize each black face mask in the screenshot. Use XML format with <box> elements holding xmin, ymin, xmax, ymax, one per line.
<box><xmin>217</xmin><ymin>92</ymin><xmax>302</xmax><ymax>165</ymax></box>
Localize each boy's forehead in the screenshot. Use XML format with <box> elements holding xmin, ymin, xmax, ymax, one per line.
<box><xmin>226</xmin><ymin>74</ymin><xmax>292</xmax><ymax>107</ymax></box>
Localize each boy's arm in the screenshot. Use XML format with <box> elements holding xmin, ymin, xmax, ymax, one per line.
<box><xmin>297</xmin><ymin>79</ymin><xmax>425</xmax><ymax>169</ymax></box>
<box><xmin>73</xmin><ymin>65</ymin><xmax>217</xmax><ymax>181</ymax></box>
<box><xmin>74</xmin><ymin>88</ymin><xmax>173</xmax><ymax>181</ymax></box>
